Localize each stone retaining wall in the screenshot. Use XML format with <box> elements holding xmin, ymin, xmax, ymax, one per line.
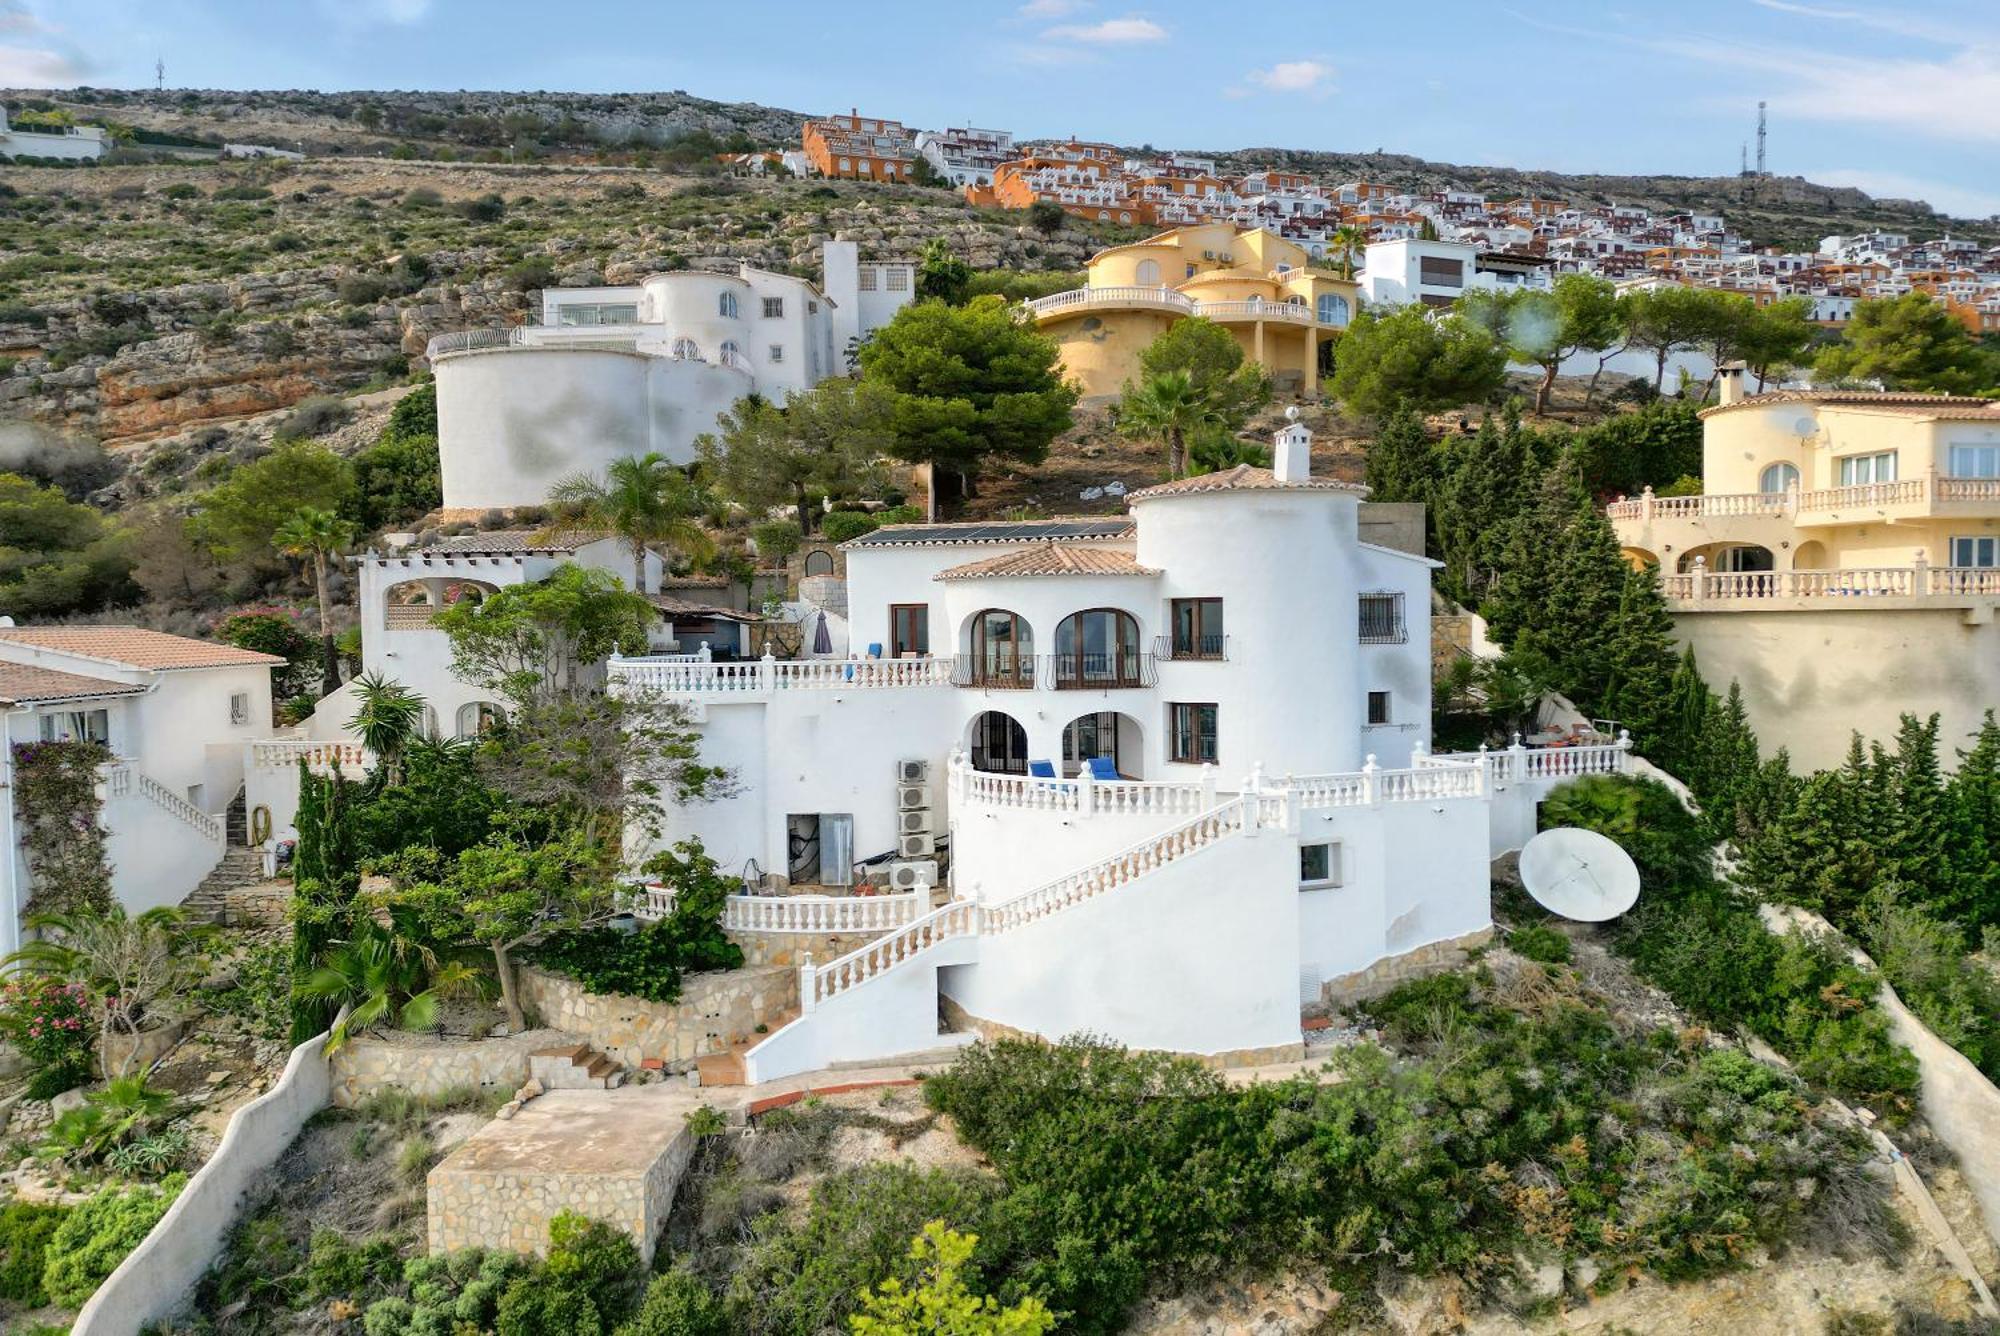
<box><xmin>727</xmin><ymin>928</ymin><xmax>883</xmax><ymax>969</ymax></box>
<box><xmin>1319</xmin><ymin>927</ymin><xmax>1495</xmax><ymax>1009</ymax></box>
<box><xmin>223</xmin><ymin>881</ymin><xmax>289</xmax><ymax>928</ymax></box>
<box><xmin>517</xmin><ymin>965</ymin><xmax>795</xmax><ymax>1069</ymax></box>
<box><xmin>329</xmin><ymin>1028</ymin><xmax>572</xmax><ymax>1108</ymax></box>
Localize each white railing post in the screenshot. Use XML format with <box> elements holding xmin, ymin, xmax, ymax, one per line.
<box><xmin>1639</xmin><ymin>484</ymin><xmax>1655</xmax><ymax>523</ymax></box>
<box><xmin>1509</xmin><ymin>734</ymin><xmax>1527</xmax><ymax>784</ymax></box>
<box><xmin>1077</xmin><ymin>766</ymin><xmax>1095</xmax><ymax>820</ymax></box>
<box><xmin>760</xmin><ymin>650</ymin><xmax>777</xmax><ymax>693</ymax></box>
<box><xmin>1199</xmin><ymin>762</ymin><xmax>1216</xmax><ymax>811</ymax></box>
<box><xmin>1360</xmin><ymin>754</ymin><xmax>1379</xmax><ymax>807</ymax></box>
<box><xmin>1912</xmin><ymin>549</ymin><xmax>1930</xmax><ymax>597</ymax></box>
<box><xmin>798</xmin><ymin>953</ymin><xmax>816</xmax><ymax>1014</ymax></box>
<box><xmin>1240</xmin><ymin>765</ymin><xmax>1264</xmax><ymax>837</ymax></box>
<box><xmin>1688</xmin><ymin>555</ymin><xmax>1708</xmax><ymax>602</ymax></box>
<box><xmin>1616</xmin><ymin>729</ymin><xmax>1634</xmax><ymax>773</ymax></box>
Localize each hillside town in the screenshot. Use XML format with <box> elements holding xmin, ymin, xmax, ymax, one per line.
<box><xmin>0</xmin><ymin>19</ymin><xmax>1998</xmax><ymax>1336</ymax></box>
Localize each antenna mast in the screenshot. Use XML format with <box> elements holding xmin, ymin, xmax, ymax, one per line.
<box><xmin>155</xmin><ymin>57</ymin><xmax>165</xmax><ymax>91</ymax></box>
<box><xmin>1756</xmin><ymin>100</ymin><xmax>1767</xmax><ymax>176</ymax></box>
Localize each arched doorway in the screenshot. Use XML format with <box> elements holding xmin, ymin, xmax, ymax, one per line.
<box><xmin>1792</xmin><ymin>540</ymin><xmax>1828</xmax><ymax>570</ymax></box>
<box><xmin>1619</xmin><ymin>546</ymin><xmax>1659</xmax><ymax>571</ymax></box>
<box><xmin>965</xmin><ymin>609</ymin><xmax>1034</xmax><ymax>688</ymax></box>
<box><xmin>1678</xmin><ymin>543</ymin><xmax>1774</xmax><ymax>574</ymax></box>
<box><xmin>1061</xmin><ymin>711</ymin><xmax>1143</xmax><ymax>779</ymax></box>
<box><xmin>802</xmin><ymin>549</ymin><xmax>835</xmax><ymax>578</ymax></box>
<box><xmin>1052</xmin><ymin>608</ymin><xmax>1145</xmax><ymax>689</ymax></box>
<box><xmin>455</xmin><ymin>701</ymin><xmax>506</xmax><ymax>737</ymax></box>
<box><xmin>968</xmin><ymin>711</ymin><xmax>1029</xmax><ymax>774</ymax></box>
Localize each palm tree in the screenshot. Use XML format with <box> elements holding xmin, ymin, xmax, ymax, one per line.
<box><xmin>347</xmin><ymin>672</ymin><xmax>428</xmax><ymax>784</ymax></box>
<box><xmin>547</xmin><ymin>452</ymin><xmax>715</xmax><ymax>594</ymax></box>
<box><xmin>275</xmin><ymin>506</ymin><xmax>357</xmax><ymax>699</ymax></box>
<box><xmin>1119</xmin><ymin>370</ymin><xmax>1226</xmax><ymax>479</ymax></box>
<box><xmin>1331</xmin><ymin>225</ymin><xmax>1368</xmax><ymax>280</ymax></box>
<box><xmin>295</xmin><ymin>918</ymin><xmax>482</xmax><ymax>1051</ymax></box>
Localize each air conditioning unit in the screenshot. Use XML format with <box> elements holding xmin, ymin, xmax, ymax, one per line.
<box><xmin>899</xmin><ymin>831</ymin><xmax>937</xmax><ymax>858</ymax></box>
<box><xmin>897</xmin><ymin>759</ymin><xmax>929</xmax><ymax>783</ymax></box>
<box><xmin>898</xmin><ymin>809</ymin><xmax>934</xmax><ymax>835</ymax></box>
<box><xmin>888</xmin><ymin>860</ymin><xmax>938</xmax><ymax>891</ymax></box>
<box><xmin>897</xmin><ymin>784</ymin><xmax>930</xmax><ymax>811</ymax></box>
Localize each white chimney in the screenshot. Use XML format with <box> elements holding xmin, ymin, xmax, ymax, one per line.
<box><xmin>1273</xmin><ymin>406</ymin><xmax>1312</xmax><ymax>482</ymax></box>
<box><xmin>1718</xmin><ymin>361</ymin><xmax>1747</xmax><ymax>407</ymax></box>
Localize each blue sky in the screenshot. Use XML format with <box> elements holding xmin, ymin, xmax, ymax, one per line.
<box><xmin>7</xmin><ymin>0</ymin><xmax>1999</xmax><ymax>220</ymax></box>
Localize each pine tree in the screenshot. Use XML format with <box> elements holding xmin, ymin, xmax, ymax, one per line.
<box><xmin>1431</xmin><ymin>414</ymin><xmax>1542</xmax><ymax>607</ymax></box>
<box><xmin>1659</xmin><ymin>646</ymin><xmax>1713</xmax><ymax>784</ymax></box>
<box><xmin>1691</xmin><ymin>681</ymin><xmax>1762</xmax><ymax>837</ymax></box>
<box><xmin>1597</xmin><ymin>561</ymin><xmax>1681</xmax><ymax>751</ymax></box>
<box><xmin>1886</xmin><ymin>714</ymin><xmax>1952</xmax><ymax>915</ymax></box>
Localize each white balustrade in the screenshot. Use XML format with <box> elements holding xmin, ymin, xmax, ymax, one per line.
<box><xmin>1798</xmin><ymin>479</ymin><xmax>1927</xmax><ymax>512</ymax></box>
<box><xmin>248</xmin><ymin>740</ymin><xmax>370</xmax><ymax>772</ymax></box>
<box><xmin>135</xmin><ymin>772</ymin><xmax>225</xmax><ymax>848</ymax></box>
<box><xmin>1934</xmin><ymin>566</ymin><xmax>2000</xmax><ymax>596</ymax></box>
<box><xmin>609</xmin><ymin>654</ymin><xmax>956</xmax><ymax>696</ymax></box>
<box><xmin>1024</xmin><ymin>286</ymin><xmax>1194</xmax><ymax>319</ymax></box>
<box><xmin>800</xmin><ymin>900</ymin><xmax>981</xmax><ymax>1012</ymax></box>
<box><xmin>721</xmin><ymin>891</ymin><xmax>927</xmax><ymax>935</ymax></box>
<box><xmin>1665</xmin><ymin>563</ymin><xmax>2000</xmax><ymax>605</ymax></box>
<box><xmin>950</xmin><ymin>756</ymin><xmax>1217</xmax><ymax>818</ymax></box>
<box><xmin>1938</xmin><ymin>477</ymin><xmax>2000</xmax><ymax>503</ymax></box>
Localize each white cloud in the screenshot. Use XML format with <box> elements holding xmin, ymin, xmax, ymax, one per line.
<box><xmin>1246</xmin><ymin>59</ymin><xmax>1334</xmax><ymax>95</ymax></box>
<box><xmin>1748</xmin><ymin>0</ymin><xmax>1974</xmax><ymax>45</ymax></box>
<box><xmin>1803</xmin><ymin>167</ymin><xmax>2000</xmax><ymax>221</ymax></box>
<box><xmin>1019</xmin><ymin>0</ymin><xmax>1087</xmax><ymax>15</ymax></box>
<box><xmin>1042</xmin><ymin>15</ymin><xmax>1166</xmax><ymax>43</ymax></box>
<box><xmin>0</xmin><ymin>2</ymin><xmax>87</xmax><ymax>86</ymax></box>
<box><xmin>319</xmin><ymin>0</ymin><xmax>432</xmax><ymax>27</ymax></box>
<box><xmin>1768</xmin><ymin>48</ymin><xmax>2000</xmax><ymax>145</ymax></box>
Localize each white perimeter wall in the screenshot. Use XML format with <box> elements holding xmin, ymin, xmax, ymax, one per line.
<box><xmin>71</xmin><ymin>1031</ymin><xmax>333</xmax><ymax>1336</ymax></box>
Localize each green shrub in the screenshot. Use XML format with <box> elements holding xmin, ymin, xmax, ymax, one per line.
<box><xmin>750</xmin><ymin>518</ymin><xmax>803</xmax><ymax>563</ymax></box>
<box><xmin>532</xmin><ymin>840</ymin><xmax>743</xmax><ymax>1002</ymax></box>
<box><xmin>505</xmin><ymin>257</ymin><xmax>557</xmax><ymax>292</ymax></box>
<box><xmin>41</xmin><ymin>1173</ymin><xmax>186</xmax><ymax>1307</ymax></box>
<box><xmin>818</xmin><ymin>510</ymin><xmax>880</xmax><ymax>543</ymax></box>
<box><xmin>492</xmin><ymin>1212</ymin><xmax>640</xmax><ymax>1336</ymax></box>
<box><xmin>0</xmin><ymin>976</ymin><xmax>94</xmax><ymax>1099</ymax></box>
<box><xmin>1507</xmin><ymin>922</ymin><xmax>1572</xmax><ymax>965</ymax></box>
<box><xmin>730</xmin><ymin>1163</ymin><xmax>1004</xmax><ymax>1335</ymax></box>
<box><xmin>622</xmin><ymin>1268</ymin><xmax>731</xmax><ymax>1335</ymax></box>
<box><xmin>0</xmin><ymin>1202</ymin><xmax>68</xmax><ymax>1306</ymax></box>
<box><xmin>303</xmin><ymin>1226</ymin><xmax>401</xmax><ymax>1301</ymax></box>
<box><xmin>338</xmin><ymin>273</ymin><xmax>391</xmax><ymax>305</ymax></box>
<box><xmin>454</xmin><ymin>193</ymin><xmax>506</xmax><ymax>222</ymax></box>
<box><xmin>275</xmin><ymin>393</ymin><xmax>353</xmax><ymax>440</ymax></box>
<box><xmin>1540</xmin><ymin>774</ymin><xmax>1710</xmax><ymax>887</ymax></box>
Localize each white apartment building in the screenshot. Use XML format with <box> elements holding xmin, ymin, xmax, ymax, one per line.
<box><xmin>591</xmin><ymin>419</ymin><xmax>1630</xmax><ymax>1080</ymax></box>
<box><xmin>426</xmin><ymin>242</ymin><xmax>913</xmax><ymax>512</ymax></box>
<box><xmin>915</xmin><ymin>127</ymin><xmax>1014</xmax><ymax>187</ymax></box>
<box><xmin>0</xmin><ymin>626</ymin><xmax>288</xmax><ymax>951</ymax></box>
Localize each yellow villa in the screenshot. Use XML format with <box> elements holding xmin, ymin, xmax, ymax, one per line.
<box><xmin>1608</xmin><ymin>368</ymin><xmax>2000</xmax><ymax>768</ymax></box>
<box><xmin>1023</xmin><ymin>222</ymin><xmax>1360</xmax><ymax>400</ymax></box>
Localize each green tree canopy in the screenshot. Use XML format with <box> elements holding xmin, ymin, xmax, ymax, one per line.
<box><xmin>916</xmin><ymin>239</ymin><xmax>973</xmax><ymax>306</ymax></box>
<box><xmin>435</xmin><ymin>564</ymin><xmax>655</xmax><ymax>710</ymax></box>
<box><xmin>1619</xmin><ymin>285</ymin><xmax>1718</xmax><ymax>392</ymax></box>
<box><xmin>1568</xmin><ymin>401</ymin><xmax>1702</xmax><ymax>498</ymax></box>
<box><xmin>695</xmin><ymin>380</ymin><xmax>892</xmax><ymax>532</ymax></box>
<box><xmin>1815</xmin><ymin>292</ymin><xmax>1998</xmax><ymax>395</ymax></box>
<box><xmin>857</xmin><ymin>297</ymin><xmax>1077</xmax><ymax>515</ymax></box>
<box><xmin>0</xmin><ymin>472</ymin><xmax>135</xmax><ymax>616</ymax></box>
<box><xmin>190</xmin><ymin>440</ymin><xmax>353</xmax><ymax>571</ymax></box>
<box><xmin>1460</xmin><ymin>275</ymin><xmax>1622</xmax><ymax>415</ymax></box>
<box><xmin>1133</xmin><ymin>317</ymin><xmax>1270</xmax><ymax>426</ymax></box>
<box><xmin>1117</xmin><ymin>370</ymin><xmax>1226</xmax><ymax>480</ymax></box>
<box><xmin>548</xmin><ymin>452</ymin><xmax>715</xmax><ymax>591</ymax></box>
<box><xmin>1737</xmin><ymin>296</ymin><xmax>1818</xmax><ymax>391</ymax></box>
<box><xmin>1329</xmin><ymin>305</ymin><xmax>1507</xmax><ymax>419</ymax></box>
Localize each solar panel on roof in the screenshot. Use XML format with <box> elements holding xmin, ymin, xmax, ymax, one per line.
<box><xmin>849</xmin><ymin>518</ymin><xmax>1132</xmax><ymax>545</ymax></box>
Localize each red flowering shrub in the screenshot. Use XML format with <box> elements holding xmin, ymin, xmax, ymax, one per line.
<box><xmin>0</xmin><ymin>976</ymin><xmax>94</xmax><ymax>1099</ymax></box>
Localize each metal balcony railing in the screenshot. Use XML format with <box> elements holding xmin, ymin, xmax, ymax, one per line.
<box><xmin>1153</xmin><ymin>634</ymin><xmax>1229</xmax><ymax>662</ymax></box>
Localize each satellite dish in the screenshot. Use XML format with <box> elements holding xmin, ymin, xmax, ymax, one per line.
<box><xmin>1793</xmin><ymin>416</ymin><xmax>1818</xmax><ymax>438</ymax></box>
<box><xmin>1518</xmin><ymin>828</ymin><xmax>1640</xmax><ymax>922</ymax></box>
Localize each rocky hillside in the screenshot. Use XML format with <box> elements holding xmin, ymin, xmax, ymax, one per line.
<box><xmin>0</xmin><ymin>160</ymin><xmax>1102</xmax><ymax>490</ymax></box>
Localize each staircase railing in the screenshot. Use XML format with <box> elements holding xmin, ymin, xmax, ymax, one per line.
<box><xmin>798</xmin><ymin>900</ymin><xmax>980</xmax><ymax>1013</ymax></box>
<box><xmin>983</xmin><ymin>796</ymin><xmax>1262</xmax><ymax>934</ymax></box>
<box><xmin>135</xmin><ymin>773</ymin><xmax>226</xmax><ymax>850</ymax></box>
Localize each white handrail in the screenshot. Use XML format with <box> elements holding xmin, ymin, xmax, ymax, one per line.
<box><xmin>799</xmin><ymin>900</ymin><xmax>981</xmax><ymax>1011</ymax></box>
<box><xmin>949</xmin><ymin>755</ymin><xmax>1218</xmax><ymax>818</ymax></box>
<box><xmin>135</xmin><ymin>772</ymin><xmax>225</xmax><ymax>849</ymax></box>
<box><xmin>723</xmin><ymin>891</ymin><xmax>926</xmax><ymax>934</ymax></box>
<box><xmin>609</xmin><ymin>654</ymin><xmax>956</xmax><ymax>695</ymax></box>
<box><xmin>247</xmin><ymin>740</ymin><xmax>370</xmax><ymax>772</ymax></box>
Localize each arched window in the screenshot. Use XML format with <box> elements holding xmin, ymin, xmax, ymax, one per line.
<box><xmin>718</xmin><ymin>291</ymin><xmax>739</xmax><ymax>319</ymax></box>
<box><xmin>1135</xmin><ymin>258</ymin><xmax>1161</xmax><ymax>286</ymax></box>
<box><xmin>455</xmin><ymin>702</ymin><xmax>505</xmax><ymax>737</ymax></box>
<box><xmin>1317</xmin><ymin>293</ymin><xmax>1351</xmax><ymax>326</ymax></box>
<box><xmin>802</xmin><ymin>549</ymin><xmax>835</xmax><ymax>577</ymax></box>
<box><xmin>719</xmin><ymin>340</ymin><xmax>744</xmax><ymax>369</ymax></box>
<box><xmin>670</xmin><ymin>337</ymin><xmax>701</xmax><ymax>361</ymax></box>
<box><xmin>1053</xmin><ymin>609</ymin><xmax>1143</xmax><ymax>689</ymax></box>
<box><xmin>969</xmin><ymin>711</ymin><xmax>1029</xmax><ymax>774</ymax></box>
<box><xmin>1759</xmin><ymin>462</ymin><xmax>1800</xmax><ymax>493</ymax></box>
<box><xmin>968</xmin><ymin>610</ymin><xmax>1033</xmax><ymax>687</ymax></box>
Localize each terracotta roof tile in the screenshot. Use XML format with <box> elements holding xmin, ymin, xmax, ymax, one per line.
<box><xmin>1699</xmin><ymin>390</ymin><xmax>2000</xmax><ymax>420</ymax></box>
<box><xmin>0</xmin><ymin>663</ymin><xmax>147</xmax><ymax>706</ymax></box>
<box><xmin>0</xmin><ymin>627</ymin><xmax>284</xmax><ymax>671</ymax></box>
<box><xmin>407</xmin><ymin>528</ymin><xmax>606</xmax><ymax>554</ymax></box>
<box><xmin>1126</xmin><ymin>464</ymin><xmax>1369</xmax><ymax>501</ymax></box>
<box><xmin>935</xmin><ymin>544</ymin><xmax>1159</xmax><ymax>580</ymax></box>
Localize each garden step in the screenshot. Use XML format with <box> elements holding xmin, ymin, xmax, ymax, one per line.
<box><xmin>528</xmin><ymin>1044</ymin><xmax>623</xmax><ymax>1090</ymax></box>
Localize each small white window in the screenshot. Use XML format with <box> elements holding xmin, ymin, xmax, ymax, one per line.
<box><xmin>720</xmin><ymin>340</ymin><xmax>743</xmax><ymax>368</ymax></box>
<box><xmin>670</xmin><ymin>336</ymin><xmax>701</xmax><ymax>361</ymax></box>
<box><xmin>1366</xmin><ymin>691</ymin><xmax>1391</xmax><ymax>725</ymax></box>
<box><xmin>838</xmin><ymin>157</ymin><xmax>851</xmax><ymax>173</ymax></box>
<box><xmin>1135</xmin><ymin>259</ymin><xmax>1161</xmax><ymax>285</ymax></box>
<box><xmin>1759</xmin><ymin>462</ymin><xmax>1800</xmax><ymax>493</ymax></box>
<box><xmin>884</xmin><ymin>268</ymin><xmax>908</xmax><ymax>292</ymax></box>
<box><xmin>769</xmin><ymin>344</ymin><xmax>784</xmax><ymax>363</ymax></box>
<box><xmin>718</xmin><ymin>291</ymin><xmax>739</xmax><ymax>319</ymax></box>
<box><xmin>1300</xmin><ymin>842</ymin><xmax>1345</xmax><ymax>889</ymax></box>
<box><xmin>762</xmin><ymin>297</ymin><xmax>784</xmax><ymax>318</ymax></box>
<box><xmin>456</xmin><ymin>702</ymin><xmax>505</xmax><ymax>737</ymax></box>
<box><xmin>808</xmin><ymin>299</ymin><xmax>818</xmax><ymax>314</ymax></box>
<box><xmin>229</xmin><ymin>691</ymin><xmax>251</xmax><ymax>725</ymax></box>
<box><xmin>1948</xmin><ymin>443</ymin><xmax>2000</xmax><ymax>478</ymax></box>
<box><xmin>1952</xmin><ymin>535</ymin><xmax>1999</xmax><ymax>567</ymax></box>
<box><xmin>1838</xmin><ymin>451</ymin><xmax>1897</xmax><ymax>486</ymax></box>
<box><xmin>858</xmin><ymin>268</ymin><xmax>877</xmax><ymax>292</ymax></box>
<box><xmin>39</xmin><ymin>708</ymin><xmax>109</xmax><ymax>744</ymax></box>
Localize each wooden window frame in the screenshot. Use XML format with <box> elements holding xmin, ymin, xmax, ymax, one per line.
<box><xmin>1168</xmin><ymin>702</ymin><xmax>1218</xmax><ymax>764</ymax></box>
<box><xmin>889</xmin><ymin>603</ymin><xmax>929</xmax><ymax>657</ymax></box>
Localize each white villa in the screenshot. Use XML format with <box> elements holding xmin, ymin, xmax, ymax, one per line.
<box><xmin>425</xmin><ymin>241</ymin><xmax>914</xmax><ymax>513</ymax></box>
<box><xmin>0</xmin><ymin>625</ymin><xmax>360</xmax><ymax>952</ymax></box>
<box><xmin>582</xmin><ymin>418</ymin><xmax>1631</xmax><ymax>1081</ymax></box>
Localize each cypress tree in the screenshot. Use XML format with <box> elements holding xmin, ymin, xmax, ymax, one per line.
<box><xmin>1946</xmin><ymin>712</ymin><xmax>2000</xmax><ymax>931</ymax></box>
<box><xmin>1363</xmin><ymin>403</ymin><xmax>1435</xmax><ymax>507</ymax></box>
<box><xmin>288</xmin><ymin>758</ymin><xmax>364</xmax><ymax>1044</ymax></box>
<box><xmin>1886</xmin><ymin>714</ymin><xmax>1951</xmax><ymax>915</ymax></box>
